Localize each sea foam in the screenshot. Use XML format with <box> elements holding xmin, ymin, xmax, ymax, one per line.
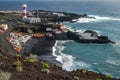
<box><xmin>106</xmin><ymin>58</ymin><xmax>120</xmax><ymax>66</ymax></box>
<box><xmin>52</xmin><ymin>40</ymin><xmax>74</xmax><ymax>63</ymax></box>
<box><xmin>74</xmin><ymin>15</ymin><xmax>120</xmax><ymax>23</ymax></box>
<box><xmin>52</xmin><ymin>40</ymin><xmax>75</xmax><ymax>71</ymax></box>
<box><xmin>52</xmin><ymin>40</ymin><xmax>91</xmax><ymax>71</ymax></box>
<box><xmin>66</xmin><ymin>26</ymin><xmax>102</xmax><ymax>36</ymax></box>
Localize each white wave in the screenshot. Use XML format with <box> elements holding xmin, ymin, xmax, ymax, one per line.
<box><xmin>77</xmin><ymin>18</ymin><xmax>97</xmax><ymax>23</ymax></box>
<box><xmin>106</xmin><ymin>59</ymin><xmax>120</xmax><ymax>66</ymax></box>
<box><xmin>52</xmin><ymin>40</ymin><xmax>76</xmax><ymax>71</ymax></box>
<box><xmin>52</xmin><ymin>40</ymin><xmax>91</xmax><ymax>71</ymax></box>
<box><xmin>63</xmin><ymin>60</ymin><xmax>91</xmax><ymax>71</ymax></box>
<box><xmin>75</xmin><ymin>29</ymin><xmax>86</xmax><ymax>33</ymax></box>
<box><xmin>65</xmin><ymin>26</ymin><xmax>86</xmax><ymax>33</ymax></box>
<box><xmin>67</xmin><ymin>26</ymin><xmax>102</xmax><ymax>36</ymax></box>
<box><xmin>67</xmin><ymin>26</ymin><xmax>101</xmax><ymax>34</ymax></box>
<box><xmin>62</xmin><ymin>54</ymin><xmax>75</xmax><ymax>71</ymax></box>
<box><xmin>112</xmin><ymin>40</ymin><xmax>120</xmax><ymax>53</ymax></box>
<box><xmin>77</xmin><ymin>29</ymin><xmax>101</xmax><ymax>35</ymax></box>
<box><xmin>113</xmin><ymin>40</ymin><xmax>120</xmax><ymax>46</ymax></box>
<box><xmin>89</xmin><ymin>15</ymin><xmax>120</xmax><ymax>21</ymax></box>
<box><xmin>75</xmin><ymin>15</ymin><xmax>120</xmax><ymax>23</ymax></box>
<box><xmin>73</xmin><ymin>61</ymin><xmax>90</xmax><ymax>69</ymax></box>
<box><xmin>52</xmin><ymin>40</ymin><xmax>63</xmax><ymax>63</ymax></box>
<box><xmin>52</xmin><ymin>40</ymin><xmax>73</xmax><ymax>64</ymax></box>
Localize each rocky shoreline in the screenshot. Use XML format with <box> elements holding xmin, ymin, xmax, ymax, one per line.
<box><xmin>30</xmin><ymin>10</ymin><xmax>95</xmax><ymax>23</ymax></box>
<box><xmin>23</xmin><ymin>38</ymin><xmax>62</xmax><ymax>67</ymax></box>
<box><xmin>0</xmin><ymin>10</ymin><xmax>119</xmax><ymax>80</ymax></box>
<box><xmin>0</xmin><ymin>39</ymin><xmax>119</xmax><ymax>80</ymax></box>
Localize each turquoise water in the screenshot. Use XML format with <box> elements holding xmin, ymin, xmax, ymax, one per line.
<box><xmin>62</xmin><ymin>7</ymin><xmax>120</xmax><ymax>78</ymax></box>
<box><xmin>0</xmin><ymin>1</ymin><xmax>120</xmax><ymax>78</ymax></box>
<box><xmin>62</xmin><ymin>16</ymin><xmax>120</xmax><ymax>78</ymax></box>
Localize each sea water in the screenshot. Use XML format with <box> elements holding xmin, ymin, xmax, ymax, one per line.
<box><xmin>0</xmin><ymin>0</ymin><xmax>120</xmax><ymax>78</ymax></box>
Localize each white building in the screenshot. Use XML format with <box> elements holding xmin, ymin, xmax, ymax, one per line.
<box><xmin>22</xmin><ymin>4</ymin><xmax>41</xmax><ymax>24</ymax></box>
<box><xmin>46</xmin><ymin>28</ymin><xmax>52</xmax><ymax>32</ymax></box>
<box><xmin>23</xmin><ymin>18</ymin><xmax>41</xmax><ymax>23</ymax></box>
<box><xmin>0</xmin><ymin>24</ymin><xmax>8</xmax><ymax>30</ymax></box>
<box><xmin>52</xmin><ymin>12</ymin><xmax>65</xmax><ymax>17</ymax></box>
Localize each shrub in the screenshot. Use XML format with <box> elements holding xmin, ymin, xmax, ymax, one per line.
<box><xmin>41</xmin><ymin>62</ymin><xmax>50</xmax><ymax>69</ymax></box>
<box><xmin>3</xmin><ymin>56</ymin><xmax>7</xmax><ymax>59</ymax></box>
<box><xmin>15</xmin><ymin>66</ymin><xmax>23</xmax><ymax>72</ymax></box>
<box><xmin>29</xmin><ymin>54</ymin><xmax>39</xmax><ymax>62</ymax></box>
<box><xmin>0</xmin><ymin>62</ymin><xmax>4</xmax><ymax>66</ymax></box>
<box><xmin>0</xmin><ymin>54</ymin><xmax>3</xmax><ymax>58</ymax></box>
<box><xmin>41</xmin><ymin>68</ymin><xmax>50</xmax><ymax>74</ymax></box>
<box><xmin>24</xmin><ymin>58</ymin><xmax>35</xmax><ymax>63</ymax></box>
<box><xmin>73</xmin><ymin>76</ymin><xmax>79</xmax><ymax>80</ymax></box>
<box><xmin>12</xmin><ymin>59</ymin><xmax>23</xmax><ymax>72</ymax></box>
<box><xmin>15</xmin><ymin>53</ymin><xmax>21</xmax><ymax>57</ymax></box>
<box><xmin>105</xmin><ymin>75</ymin><xmax>112</xmax><ymax>79</ymax></box>
<box><xmin>82</xmin><ymin>70</ymin><xmax>87</xmax><ymax>74</ymax></box>
<box><xmin>0</xmin><ymin>71</ymin><xmax>12</xmax><ymax>80</ymax></box>
<box><xmin>0</xmin><ymin>54</ymin><xmax>7</xmax><ymax>59</ymax></box>
<box><xmin>12</xmin><ymin>59</ymin><xmax>22</xmax><ymax>67</ymax></box>
<box><xmin>24</xmin><ymin>54</ymin><xmax>39</xmax><ymax>63</ymax></box>
<box><xmin>96</xmin><ymin>78</ymin><xmax>102</xmax><ymax>80</ymax></box>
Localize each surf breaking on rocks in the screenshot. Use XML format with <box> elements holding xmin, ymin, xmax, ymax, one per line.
<box><xmin>73</xmin><ymin>15</ymin><xmax>120</xmax><ymax>23</ymax></box>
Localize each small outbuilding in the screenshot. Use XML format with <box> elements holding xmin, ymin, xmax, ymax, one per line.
<box><xmin>0</xmin><ymin>24</ymin><xmax>8</xmax><ymax>30</ymax></box>
<box><xmin>23</xmin><ymin>18</ymin><xmax>41</xmax><ymax>23</ymax></box>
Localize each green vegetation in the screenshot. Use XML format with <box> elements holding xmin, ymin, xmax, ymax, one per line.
<box><xmin>12</xmin><ymin>54</ymin><xmax>38</xmax><ymax>72</ymax></box>
<box><xmin>41</xmin><ymin>62</ymin><xmax>50</xmax><ymax>69</ymax></box>
<box><xmin>0</xmin><ymin>62</ymin><xmax>4</xmax><ymax>66</ymax></box>
<box><xmin>105</xmin><ymin>74</ymin><xmax>112</xmax><ymax>79</ymax></box>
<box><xmin>12</xmin><ymin>59</ymin><xmax>23</xmax><ymax>72</ymax></box>
<box><xmin>0</xmin><ymin>14</ymin><xmax>22</xmax><ymax>20</ymax></box>
<box><xmin>0</xmin><ymin>71</ymin><xmax>12</xmax><ymax>80</ymax></box>
<box><xmin>12</xmin><ymin>59</ymin><xmax>22</xmax><ymax>67</ymax></box>
<box><xmin>15</xmin><ymin>66</ymin><xmax>23</xmax><ymax>72</ymax></box>
<box><xmin>15</xmin><ymin>53</ymin><xmax>21</xmax><ymax>57</ymax></box>
<box><xmin>41</xmin><ymin>68</ymin><xmax>50</xmax><ymax>74</ymax></box>
<box><xmin>0</xmin><ymin>53</ymin><xmax>3</xmax><ymax>57</ymax></box>
<box><xmin>24</xmin><ymin>54</ymin><xmax>39</xmax><ymax>63</ymax></box>
<box><xmin>82</xmin><ymin>70</ymin><xmax>87</xmax><ymax>74</ymax></box>
<box><xmin>0</xmin><ymin>53</ymin><xmax>7</xmax><ymax>59</ymax></box>
<box><xmin>29</xmin><ymin>54</ymin><xmax>39</xmax><ymax>62</ymax></box>
<box><xmin>41</xmin><ymin>62</ymin><xmax>51</xmax><ymax>74</ymax></box>
<box><xmin>96</xmin><ymin>78</ymin><xmax>102</xmax><ymax>80</ymax></box>
<box><xmin>3</xmin><ymin>56</ymin><xmax>7</xmax><ymax>59</ymax></box>
<box><xmin>73</xmin><ymin>76</ymin><xmax>79</xmax><ymax>80</ymax></box>
<box><xmin>24</xmin><ymin>58</ymin><xmax>35</xmax><ymax>63</ymax></box>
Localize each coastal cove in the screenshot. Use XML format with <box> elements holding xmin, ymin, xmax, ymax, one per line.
<box><xmin>0</xmin><ymin>0</ymin><xmax>120</xmax><ymax>79</ymax></box>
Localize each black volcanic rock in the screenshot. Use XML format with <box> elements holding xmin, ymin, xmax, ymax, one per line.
<box><xmin>32</xmin><ymin>10</ymin><xmax>95</xmax><ymax>22</ymax></box>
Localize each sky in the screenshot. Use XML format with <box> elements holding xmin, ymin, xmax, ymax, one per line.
<box><xmin>0</xmin><ymin>0</ymin><xmax>120</xmax><ymax>1</ymax></box>
<box><xmin>0</xmin><ymin>0</ymin><xmax>119</xmax><ymax>1</ymax></box>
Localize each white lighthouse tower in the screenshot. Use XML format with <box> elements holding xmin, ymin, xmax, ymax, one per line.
<box><xmin>22</xmin><ymin>4</ymin><xmax>27</xmax><ymax>18</ymax></box>
<box><xmin>22</xmin><ymin>4</ymin><xmax>41</xmax><ymax>23</ymax></box>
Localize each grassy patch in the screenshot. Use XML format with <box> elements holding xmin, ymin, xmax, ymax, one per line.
<box><xmin>0</xmin><ymin>71</ymin><xmax>12</xmax><ymax>80</ymax></box>
<box><xmin>41</xmin><ymin>68</ymin><xmax>51</xmax><ymax>74</ymax></box>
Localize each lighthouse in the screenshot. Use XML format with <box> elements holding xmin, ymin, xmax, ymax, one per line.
<box><xmin>22</xmin><ymin>4</ymin><xmax>41</xmax><ymax>23</ymax></box>
<box><xmin>22</xmin><ymin>4</ymin><xmax>27</xmax><ymax>18</ymax></box>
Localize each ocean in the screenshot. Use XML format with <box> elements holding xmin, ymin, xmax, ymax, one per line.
<box><xmin>0</xmin><ymin>0</ymin><xmax>120</xmax><ymax>78</ymax></box>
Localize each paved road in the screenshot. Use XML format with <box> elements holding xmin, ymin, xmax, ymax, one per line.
<box><xmin>0</xmin><ymin>22</ymin><xmax>16</xmax><ymax>55</ymax></box>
